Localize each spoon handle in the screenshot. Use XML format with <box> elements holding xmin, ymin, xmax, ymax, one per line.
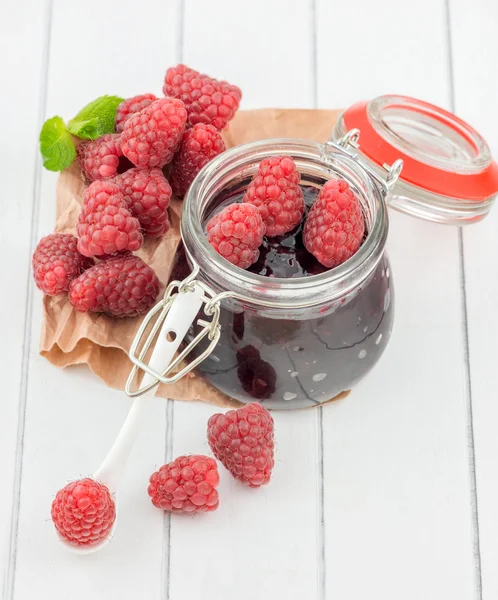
<box><xmin>93</xmin><ymin>284</ymin><xmax>206</xmax><ymax>492</ymax></box>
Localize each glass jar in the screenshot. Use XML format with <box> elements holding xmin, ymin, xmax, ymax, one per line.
<box><xmin>127</xmin><ymin>95</ymin><xmax>498</xmax><ymax>409</ymax></box>
<box><xmin>171</xmin><ymin>138</ymin><xmax>397</xmax><ymax>409</ymax></box>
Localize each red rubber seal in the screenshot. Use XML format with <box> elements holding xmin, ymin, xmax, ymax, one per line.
<box><xmin>343</xmin><ymin>100</ymin><xmax>498</xmax><ymax>201</ymax></box>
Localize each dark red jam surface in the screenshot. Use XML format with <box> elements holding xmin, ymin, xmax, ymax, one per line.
<box><xmin>249</xmin><ymin>186</ymin><xmax>328</xmax><ymax>278</ymax></box>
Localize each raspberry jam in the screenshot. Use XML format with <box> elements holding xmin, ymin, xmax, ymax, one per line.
<box><xmin>173</xmin><ymin>185</ymin><xmax>393</xmax><ymax>409</ymax></box>
<box><xmin>186</xmin><ymin>261</ymin><xmax>391</xmax><ymax>409</ymax></box>
<box><xmin>176</xmin><ymin>137</ymin><xmax>394</xmax><ymax>409</ymax></box>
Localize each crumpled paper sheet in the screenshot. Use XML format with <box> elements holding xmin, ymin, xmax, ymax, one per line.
<box><xmin>41</xmin><ymin>108</ymin><xmax>341</xmax><ymax>406</ymax></box>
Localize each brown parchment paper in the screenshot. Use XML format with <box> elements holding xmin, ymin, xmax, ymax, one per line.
<box><xmin>41</xmin><ymin>108</ymin><xmax>341</xmax><ymax>406</ymax></box>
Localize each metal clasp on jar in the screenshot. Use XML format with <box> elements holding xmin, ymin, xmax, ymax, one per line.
<box><xmin>324</xmin><ymin>127</ymin><xmax>404</xmax><ymax>193</ymax></box>
<box><xmin>125</xmin><ymin>265</ymin><xmax>222</xmax><ymax>397</ymax></box>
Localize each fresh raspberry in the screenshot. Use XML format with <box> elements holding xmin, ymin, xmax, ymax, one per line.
<box><xmin>164</xmin><ymin>64</ymin><xmax>242</xmax><ymax>130</ymax></box>
<box><xmin>148</xmin><ymin>455</ymin><xmax>220</xmax><ymax>514</ymax></box>
<box><xmin>76</xmin><ymin>181</ymin><xmax>143</xmax><ymax>258</ymax></box>
<box><xmin>32</xmin><ymin>233</ymin><xmax>93</xmax><ymax>296</ymax></box>
<box><xmin>207</xmin><ymin>402</ymin><xmax>275</xmax><ymax>487</ymax></box>
<box><xmin>303</xmin><ymin>179</ymin><xmax>365</xmax><ymax>268</ymax></box>
<box><xmin>206</xmin><ymin>203</ymin><xmax>265</xmax><ymax>270</ymax></box>
<box><xmin>169</xmin><ymin>123</ymin><xmax>226</xmax><ymax>198</ymax></box>
<box><xmin>77</xmin><ymin>133</ymin><xmax>131</xmax><ymax>182</ymax></box>
<box><xmin>243</xmin><ymin>156</ymin><xmax>305</xmax><ymax>237</ymax></box>
<box><xmin>115</xmin><ymin>93</ymin><xmax>157</xmax><ymax>133</ymax></box>
<box><xmin>113</xmin><ymin>168</ymin><xmax>171</xmax><ymax>237</ymax></box>
<box><xmin>69</xmin><ymin>255</ymin><xmax>159</xmax><ymax>318</ymax></box>
<box><xmin>236</xmin><ymin>346</ymin><xmax>277</xmax><ymax>400</ymax></box>
<box><xmin>121</xmin><ymin>97</ymin><xmax>187</xmax><ymax>168</ymax></box>
<box><xmin>51</xmin><ymin>478</ymin><xmax>115</xmax><ymax>546</ymax></box>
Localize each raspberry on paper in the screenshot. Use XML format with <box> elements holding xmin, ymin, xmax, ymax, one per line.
<box><xmin>207</xmin><ymin>402</ymin><xmax>275</xmax><ymax>487</ymax></box>
<box><xmin>115</xmin><ymin>93</ymin><xmax>157</xmax><ymax>133</ymax></box>
<box><xmin>169</xmin><ymin>123</ymin><xmax>226</xmax><ymax>198</ymax></box>
<box><xmin>164</xmin><ymin>64</ymin><xmax>242</xmax><ymax>130</ymax></box>
<box><xmin>113</xmin><ymin>168</ymin><xmax>172</xmax><ymax>238</ymax></box>
<box><xmin>243</xmin><ymin>156</ymin><xmax>305</xmax><ymax>237</ymax></box>
<box><xmin>206</xmin><ymin>203</ymin><xmax>265</xmax><ymax>270</ymax></box>
<box><xmin>51</xmin><ymin>478</ymin><xmax>115</xmax><ymax>546</ymax></box>
<box><xmin>32</xmin><ymin>233</ymin><xmax>93</xmax><ymax>296</ymax></box>
<box><xmin>121</xmin><ymin>97</ymin><xmax>187</xmax><ymax>168</ymax></box>
<box><xmin>303</xmin><ymin>178</ymin><xmax>365</xmax><ymax>268</ymax></box>
<box><xmin>69</xmin><ymin>255</ymin><xmax>159</xmax><ymax>318</ymax></box>
<box><xmin>77</xmin><ymin>133</ymin><xmax>129</xmax><ymax>182</ymax></box>
<box><xmin>148</xmin><ymin>455</ymin><xmax>220</xmax><ymax>514</ymax></box>
<box><xmin>76</xmin><ymin>180</ymin><xmax>143</xmax><ymax>258</ymax></box>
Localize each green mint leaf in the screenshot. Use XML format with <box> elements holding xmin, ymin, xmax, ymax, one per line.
<box><xmin>67</xmin><ymin>116</ymin><xmax>100</xmax><ymax>140</ymax></box>
<box><xmin>67</xmin><ymin>95</ymin><xmax>124</xmax><ymax>140</ymax></box>
<box><xmin>39</xmin><ymin>116</ymin><xmax>76</xmax><ymax>171</ymax></box>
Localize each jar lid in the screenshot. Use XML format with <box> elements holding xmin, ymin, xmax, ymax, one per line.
<box><xmin>337</xmin><ymin>95</ymin><xmax>498</xmax><ymax>224</ymax></box>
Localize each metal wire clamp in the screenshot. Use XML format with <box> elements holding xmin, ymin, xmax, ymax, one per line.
<box><xmin>125</xmin><ymin>270</ymin><xmax>221</xmax><ymax>398</ymax></box>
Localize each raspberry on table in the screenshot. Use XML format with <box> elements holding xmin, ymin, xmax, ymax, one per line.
<box><xmin>148</xmin><ymin>455</ymin><xmax>220</xmax><ymax>514</ymax></box>
<box><xmin>121</xmin><ymin>97</ymin><xmax>187</xmax><ymax>168</ymax></box>
<box><xmin>69</xmin><ymin>255</ymin><xmax>159</xmax><ymax>318</ymax></box>
<box><xmin>169</xmin><ymin>123</ymin><xmax>226</xmax><ymax>198</ymax></box>
<box><xmin>206</xmin><ymin>203</ymin><xmax>265</xmax><ymax>270</ymax></box>
<box><xmin>115</xmin><ymin>93</ymin><xmax>157</xmax><ymax>133</ymax></box>
<box><xmin>77</xmin><ymin>133</ymin><xmax>131</xmax><ymax>182</ymax></box>
<box><xmin>303</xmin><ymin>178</ymin><xmax>365</xmax><ymax>268</ymax></box>
<box><xmin>243</xmin><ymin>156</ymin><xmax>305</xmax><ymax>237</ymax></box>
<box><xmin>236</xmin><ymin>346</ymin><xmax>277</xmax><ymax>400</ymax></box>
<box><xmin>113</xmin><ymin>168</ymin><xmax>171</xmax><ymax>237</ymax></box>
<box><xmin>163</xmin><ymin>64</ymin><xmax>242</xmax><ymax>130</ymax></box>
<box><xmin>51</xmin><ymin>478</ymin><xmax>115</xmax><ymax>546</ymax></box>
<box><xmin>207</xmin><ymin>402</ymin><xmax>275</xmax><ymax>487</ymax></box>
<box><xmin>76</xmin><ymin>180</ymin><xmax>143</xmax><ymax>258</ymax></box>
<box><xmin>32</xmin><ymin>233</ymin><xmax>93</xmax><ymax>296</ymax></box>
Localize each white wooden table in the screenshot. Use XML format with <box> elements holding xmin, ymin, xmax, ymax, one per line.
<box><xmin>1</xmin><ymin>0</ymin><xmax>497</xmax><ymax>598</ymax></box>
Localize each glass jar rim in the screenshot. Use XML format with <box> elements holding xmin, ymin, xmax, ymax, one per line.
<box><xmin>369</xmin><ymin>95</ymin><xmax>493</xmax><ymax>174</ymax></box>
<box><xmin>181</xmin><ymin>138</ymin><xmax>389</xmax><ymax>310</ymax></box>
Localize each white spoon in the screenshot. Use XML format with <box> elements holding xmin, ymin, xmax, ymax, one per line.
<box><xmin>57</xmin><ymin>283</ymin><xmax>206</xmax><ymax>554</ymax></box>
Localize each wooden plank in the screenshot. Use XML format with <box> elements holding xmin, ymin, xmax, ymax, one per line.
<box><xmin>449</xmin><ymin>0</ymin><xmax>498</xmax><ymax>598</ymax></box>
<box><xmin>12</xmin><ymin>1</ymin><xmax>181</xmax><ymax>598</ymax></box>
<box><xmin>316</xmin><ymin>0</ymin><xmax>477</xmax><ymax>598</ymax></box>
<box><xmin>168</xmin><ymin>2</ymin><xmax>322</xmax><ymax>599</ymax></box>
<box><xmin>0</xmin><ymin>0</ymin><xmax>47</xmax><ymax>596</ymax></box>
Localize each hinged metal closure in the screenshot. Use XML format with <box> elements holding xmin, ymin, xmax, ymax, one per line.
<box><xmin>323</xmin><ymin>129</ymin><xmax>403</xmax><ymax>195</ymax></box>
<box><xmin>125</xmin><ymin>267</ymin><xmax>222</xmax><ymax>397</ymax></box>
<box><xmin>337</xmin><ymin>128</ymin><xmax>360</xmax><ymax>149</ymax></box>
<box><xmin>383</xmin><ymin>159</ymin><xmax>404</xmax><ymax>191</ymax></box>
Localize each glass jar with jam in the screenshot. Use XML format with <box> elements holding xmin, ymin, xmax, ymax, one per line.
<box><xmin>128</xmin><ymin>95</ymin><xmax>498</xmax><ymax>409</ymax></box>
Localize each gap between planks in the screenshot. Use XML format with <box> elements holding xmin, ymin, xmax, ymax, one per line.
<box><xmin>161</xmin><ymin>400</ymin><xmax>175</xmax><ymax>600</ymax></box>
<box><xmin>311</xmin><ymin>1</ymin><xmax>326</xmax><ymax>597</ymax></box>
<box><xmin>444</xmin><ymin>0</ymin><xmax>482</xmax><ymax>597</ymax></box>
<box><xmin>161</xmin><ymin>3</ymin><xmax>184</xmax><ymax>598</ymax></box>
